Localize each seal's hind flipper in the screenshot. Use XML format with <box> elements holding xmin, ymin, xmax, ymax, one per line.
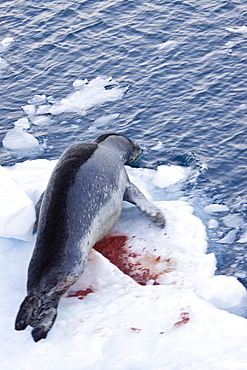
<box><xmin>31</xmin><ymin>306</ymin><xmax>58</xmax><ymax>342</ymax></box>
<box><xmin>15</xmin><ymin>293</ymin><xmax>60</xmax><ymax>342</ymax></box>
<box><xmin>15</xmin><ymin>294</ymin><xmax>37</xmax><ymax>331</ymax></box>
<box><xmin>124</xmin><ymin>181</ymin><xmax>165</xmax><ymax>227</ymax></box>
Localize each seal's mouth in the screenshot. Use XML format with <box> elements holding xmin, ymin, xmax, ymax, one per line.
<box><xmin>127</xmin><ymin>146</ymin><xmax>143</xmax><ymax>164</ymax></box>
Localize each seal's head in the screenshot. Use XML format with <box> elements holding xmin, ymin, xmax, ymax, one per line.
<box><xmin>94</xmin><ymin>133</ymin><xmax>142</xmax><ymax>164</ymax></box>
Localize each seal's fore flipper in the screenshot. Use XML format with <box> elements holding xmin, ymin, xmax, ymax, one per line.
<box><xmin>124</xmin><ymin>181</ymin><xmax>165</xmax><ymax>227</ymax></box>
<box><xmin>33</xmin><ymin>192</ymin><xmax>44</xmax><ymax>233</ymax></box>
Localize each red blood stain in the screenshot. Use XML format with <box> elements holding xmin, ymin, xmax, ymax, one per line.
<box><xmin>130</xmin><ymin>327</ymin><xmax>141</xmax><ymax>333</ymax></box>
<box><xmin>67</xmin><ymin>287</ymin><xmax>94</xmax><ymax>300</ymax></box>
<box><xmin>173</xmin><ymin>312</ymin><xmax>190</xmax><ymax>328</ymax></box>
<box><xmin>94</xmin><ymin>232</ymin><xmax>173</xmax><ymax>285</ymax></box>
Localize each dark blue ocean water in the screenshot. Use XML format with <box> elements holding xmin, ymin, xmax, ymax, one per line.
<box><xmin>1</xmin><ymin>0</ymin><xmax>247</xmax><ymax>284</ymax></box>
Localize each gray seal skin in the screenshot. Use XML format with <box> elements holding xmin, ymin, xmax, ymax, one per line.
<box><xmin>15</xmin><ymin>133</ymin><xmax>165</xmax><ymax>342</ymax></box>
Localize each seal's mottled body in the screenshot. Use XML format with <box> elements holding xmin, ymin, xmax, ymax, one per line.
<box><xmin>15</xmin><ymin>133</ymin><xmax>165</xmax><ymax>342</ymax></box>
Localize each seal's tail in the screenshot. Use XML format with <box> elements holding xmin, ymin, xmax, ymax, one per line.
<box><xmin>15</xmin><ymin>293</ymin><xmax>60</xmax><ymax>342</ymax></box>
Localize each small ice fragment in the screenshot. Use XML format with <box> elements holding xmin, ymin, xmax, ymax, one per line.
<box><xmin>36</xmin><ymin>105</ymin><xmax>51</xmax><ymax>115</ymax></box>
<box><xmin>237</xmin><ymin>231</ymin><xmax>247</xmax><ymax>243</ymax></box>
<box><xmin>0</xmin><ymin>37</ymin><xmax>14</xmax><ymax>52</ymax></box>
<box><xmin>2</xmin><ymin>127</ymin><xmax>39</xmax><ymax>151</ymax></box>
<box><xmin>207</xmin><ymin>219</ymin><xmax>219</xmax><ymax>229</ymax></box>
<box><xmin>13</xmin><ymin>117</ymin><xmax>30</xmax><ymax>129</ymax></box>
<box><xmin>22</xmin><ymin>104</ymin><xmax>36</xmax><ymax>117</ymax></box>
<box><xmin>217</xmin><ymin>229</ymin><xmax>238</xmax><ymax>244</ymax></box>
<box><xmin>28</xmin><ymin>94</ymin><xmax>47</xmax><ymax>105</ymax></box>
<box><xmin>94</xmin><ymin>113</ymin><xmax>119</xmax><ymax>126</ymax></box>
<box><xmin>239</xmin><ymin>103</ymin><xmax>247</xmax><ymax>110</ymax></box>
<box><xmin>151</xmin><ymin>141</ymin><xmax>163</xmax><ymax>151</ymax></box>
<box><xmin>204</xmin><ymin>204</ymin><xmax>229</xmax><ymax>213</ymax></box>
<box><xmin>73</xmin><ymin>79</ymin><xmax>88</xmax><ymax>90</ymax></box>
<box><xmin>31</xmin><ymin>115</ymin><xmax>52</xmax><ymax>126</ymax></box>
<box><xmin>225</xmin><ymin>41</ymin><xmax>235</xmax><ymax>48</ymax></box>
<box><xmin>0</xmin><ymin>57</ymin><xmax>8</xmax><ymax>70</ymax></box>
<box><xmin>153</xmin><ymin>165</ymin><xmax>189</xmax><ymax>188</ymax></box>
<box><xmin>234</xmin><ymin>271</ymin><xmax>247</xmax><ymax>279</ymax></box>
<box><xmin>157</xmin><ymin>40</ymin><xmax>178</xmax><ymax>51</ymax></box>
<box><xmin>222</xmin><ymin>214</ymin><xmax>243</xmax><ymax>228</ymax></box>
<box><xmin>226</xmin><ymin>25</ymin><xmax>247</xmax><ymax>34</ymax></box>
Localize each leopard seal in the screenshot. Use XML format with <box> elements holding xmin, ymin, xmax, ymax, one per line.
<box><xmin>15</xmin><ymin>133</ymin><xmax>165</xmax><ymax>342</ymax></box>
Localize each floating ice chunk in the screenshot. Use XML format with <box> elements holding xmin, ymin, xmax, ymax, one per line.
<box><xmin>204</xmin><ymin>204</ymin><xmax>229</xmax><ymax>213</ymax></box>
<box><xmin>73</xmin><ymin>78</ymin><xmax>88</xmax><ymax>90</ymax></box>
<box><xmin>222</xmin><ymin>214</ymin><xmax>243</xmax><ymax>228</ymax></box>
<box><xmin>226</xmin><ymin>25</ymin><xmax>247</xmax><ymax>34</ymax></box>
<box><xmin>0</xmin><ymin>37</ymin><xmax>14</xmax><ymax>52</ymax></box>
<box><xmin>94</xmin><ymin>113</ymin><xmax>119</xmax><ymax>126</ymax></box>
<box><xmin>225</xmin><ymin>41</ymin><xmax>235</xmax><ymax>48</ymax></box>
<box><xmin>0</xmin><ymin>166</ymin><xmax>35</xmax><ymax>241</ymax></box>
<box><xmin>36</xmin><ymin>104</ymin><xmax>52</xmax><ymax>115</ymax></box>
<box><xmin>217</xmin><ymin>229</ymin><xmax>238</xmax><ymax>244</ymax></box>
<box><xmin>0</xmin><ymin>57</ymin><xmax>8</xmax><ymax>70</ymax></box>
<box><xmin>157</xmin><ymin>40</ymin><xmax>178</xmax><ymax>51</ymax></box>
<box><xmin>208</xmin><ymin>219</ymin><xmax>219</xmax><ymax>229</ymax></box>
<box><xmin>49</xmin><ymin>76</ymin><xmax>127</xmax><ymax>115</ymax></box>
<box><xmin>237</xmin><ymin>230</ymin><xmax>247</xmax><ymax>243</ymax></box>
<box><xmin>89</xmin><ymin>113</ymin><xmax>120</xmax><ymax>131</ymax></box>
<box><xmin>239</xmin><ymin>103</ymin><xmax>247</xmax><ymax>110</ymax></box>
<box><xmin>153</xmin><ymin>165</ymin><xmax>190</xmax><ymax>188</ymax></box>
<box><xmin>28</xmin><ymin>94</ymin><xmax>47</xmax><ymax>105</ymax></box>
<box><xmin>197</xmin><ymin>275</ymin><xmax>247</xmax><ymax>316</ymax></box>
<box><xmin>31</xmin><ymin>115</ymin><xmax>52</xmax><ymax>126</ymax></box>
<box><xmin>14</xmin><ymin>117</ymin><xmax>30</xmax><ymax>129</ymax></box>
<box><xmin>2</xmin><ymin>127</ymin><xmax>39</xmax><ymax>151</ymax></box>
<box><xmin>22</xmin><ymin>104</ymin><xmax>36</xmax><ymax>117</ymax></box>
<box><xmin>151</xmin><ymin>141</ymin><xmax>163</xmax><ymax>150</ymax></box>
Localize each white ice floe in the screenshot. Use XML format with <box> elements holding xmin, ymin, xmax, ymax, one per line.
<box><xmin>13</xmin><ymin>117</ymin><xmax>30</xmax><ymax>130</ymax></box>
<box><xmin>152</xmin><ymin>165</ymin><xmax>190</xmax><ymax>188</ymax></box>
<box><xmin>225</xmin><ymin>41</ymin><xmax>236</xmax><ymax>49</ymax></box>
<box><xmin>207</xmin><ymin>218</ymin><xmax>219</xmax><ymax>229</ymax></box>
<box><xmin>151</xmin><ymin>140</ymin><xmax>163</xmax><ymax>151</ymax></box>
<box><xmin>237</xmin><ymin>230</ymin><xmax>247</xmax><ymax>244</ymax></box>
<box><xmin>2</xmin><ymin>127</ymin><xmax>39</xmax><ymax>152</ymax></box>
<box><xmin>1</xmin><ymin>160</ymin><xmax>247</xmax><ymax>369</ymax></box>
<box><xmin>0</xmin><ymin>56</ymin><xmax>8</xmax><ymax>70</ymax></box>
<box><xmin>0</xmin><ymin>36</ymin><xmax>14</xmax><ymax>52</ymax></box>
<box><xmin>217</xmin><ymin>229</ymin><xmax>238</xmax><ymax>244</ymax></box>
<box><xmin>49</xmin><ymin>76</ymin><xmax>127</xmax><ymax>115</ymax></box>
<box><xmin>226</xmin><ymin>25</ymin><xmax>247</xmax><ymax>34</ymax></box>
<box><xmin>28</xmin><ymin>94</ymin><xmax>48</xmax><ymax>105</ymax></box>
<box><xmin>31</xmin><ymin>115</ymin><xmax>52</xmax><ymax>126</ymax></box>
<box><xmin>204</xmin><ymin>204</ymin><xmax>229</xmax><ymax>213</ymax></box>
<box><xmin>22</xmin><ymin>104</ymin><xmax>36</xmax><ymax>117</ymax></box>
<box><xmin>222</xmin><ymin>214</ymin><xmax>243</xmax><ymax>228</ymax></box>
<box><xmin>89</xmin><ymin>113</ymin><xmax>120</xmax><ymax>131</ymax></box>
<box><xmin>157</xmin><ymin>40</ymin><xmax>178</xmax><ymax>51</ymax></box>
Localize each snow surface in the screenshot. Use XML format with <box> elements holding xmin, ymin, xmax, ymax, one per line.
<box><xmin>1</xmin><ymin>159</ymin><xmax>247</xmax><ymax>369</ymax></box>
